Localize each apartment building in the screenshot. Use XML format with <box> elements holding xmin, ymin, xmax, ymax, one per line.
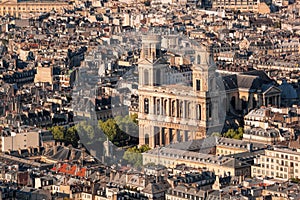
<box><xmin>143</xmin><ymin>146</ymin><xmax>251</xmax><ymax>177</ymax></box>
<box><xmin>211</xmin><ymin>0</ymin><xmax>259</xmax><ymax>11</ymax></box>
<box><xmin>0</xmin><ymin>0</ymin><xmax>71</xmax><ymax>18</ymax></box>
<box><xmin>252</xmin><ymin>147</ymin><xmax>300</xmax><ymax>180</ymax></box>
<box><xmin>0</xmin><ymin>126</ymin><xmax>40</xmax><ymax>152</ymax></box>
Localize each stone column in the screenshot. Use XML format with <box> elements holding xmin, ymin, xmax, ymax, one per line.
<box><xmin>139</xmin><ymin>125</ymin><xmax>145</xmax><ymax>146</ymax></box>
<box><xmin>184</xmin><ymin>130</ymin><xmax>188</xmax><ymax>142</ymax></box>
<box><xmin>160</xmin><ymin>97</ymin><xmax>163</xmax><ymax>115</ymax></box>
<box><xmin>192</xmin><ymin>102</ymin><xmax>196</xmax><ymax>119</ymax></box>
<box><xmin>183</xmin><ymin>100</ymin><xmax>186</xmax><ymax>119</ymax></box>
<box><xmin>160</xmin><ymin>127</ymin><xmax>164</xmax><ymax>145</ymax></box>
<box><xmin>149</xmin><ymin>97</ymin><xmax>154</xmax><ymax>115</ymax></box>
<box><xmin>149</xmin><ymin>126</ymin><xmax>155</xmax><ymax>148</ymax></box>
<box><xmin>176</xmin><ymin>99</ymin><xmax>179</xmax><ymax>118</ymax></box>
<box><xmin>176</xmin><ymin>129</ymin><xmax>180</xmax><ymax>142</ymax></box>
<box><xmin>140</xmin><ymin>95</ymin><xmax>144</xmax><ymax>113</ymax></box>
<box><xmin>167</xmin><ymin>98</ymin><xmax>170</xmax><ymax>116</ymax></box>
<box><xmin>165</xmin><ymin>128</ymin><xmax>169</xmax><ymax>145</ymax></box>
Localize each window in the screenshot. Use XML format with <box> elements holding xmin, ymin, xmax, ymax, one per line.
<box><xmin>144</xmin><ymin>98</ymin><xmax>149</xmax><ymax>114</ymax></box>
<box><xmin>196</xmin><ymin>79</ymin><xmax>201</xmax><ymax>91</ymax></box>
<box><xmin>196</xmin><ymin>104</ymin><xmax>201</xmax><ymax>120</ymax></box>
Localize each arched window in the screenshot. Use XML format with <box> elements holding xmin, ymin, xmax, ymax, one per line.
<box><xmin>171</xmin><ymin>100</ymin><xmax>176</xmax><ymax>117</ymax></box>
<box><xmin>196</xmin><ymin>79</ymin><xmax>201</xmax><ymax>91</ymax></box>
<box><xmin>163</xmin><ymin>99</ymin><xmax>168</xmax><ymax>116</ymax></box>
<box><xmin>144</xmin><ymin>98</ymin><xmax>149</xmax><ymax>114</ymax></box>
<box><xmin>179</xmin><ymin>101</ymin><xmax>183</xmax><ymax>118</ymax></box>
<box><xmin>156</xmin><ymin>99</ymin><xmax>160</xmax><ymax>115</ymax></box>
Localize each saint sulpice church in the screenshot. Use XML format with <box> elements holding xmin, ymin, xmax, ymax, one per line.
<box><xmin>137</xmin><ymin>34</ymin><xmax>281</xmax><ymax>148</ymax></box>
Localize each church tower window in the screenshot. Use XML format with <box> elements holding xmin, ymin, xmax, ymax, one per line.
<box><xmin>196</xmin><ymin>79</ymin><xmax>201</xmax><ymax>91</ymax></box>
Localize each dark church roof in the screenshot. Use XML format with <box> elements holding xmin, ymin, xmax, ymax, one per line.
<box><xmin>221</xmin><ymin>70</ymin><xmax>275</xmax><ymax>92</ymax></box>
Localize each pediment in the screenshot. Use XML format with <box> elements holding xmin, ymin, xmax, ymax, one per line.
<box><xmin>263</xmin><ymin>86</ymin><xmax>281</xmax><ymax>95</ymax></box>
<box><xmin>137</xmin><ymin>57</ymin><xmax>167</xmax><ymax>66</ymax></box>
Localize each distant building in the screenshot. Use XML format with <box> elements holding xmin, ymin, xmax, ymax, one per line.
<box><xmin>0</xmin><ymin>0</ymin><xmax>71</xmax><ymax>18</ymax></box>
<box><xmin>143</xmin><ymin>145</ymin><xmax>251</xmax><ymax>177</ymax></box>
<box><xmin>34</xmin><ymin>66</ymin><xmax>53</xmax><ymax>85</ymax></box>
<box><xmin>138</xmin><ymin>34</ymin><xmax>225</xmax><ymax>148</ymax></box>
<box><xmin>252</xmin><ymin>147</ymin><xmax>300</xmax><ymax>180</ymax></box>
<box><xmin>0</xmin><ymin>126</ymin><xmax>40</xmax><ymax>152</ymax></box>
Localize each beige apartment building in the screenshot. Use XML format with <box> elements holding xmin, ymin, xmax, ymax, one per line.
<box><xmin>252</xmin><ymin>147</ymin><xmax>300</xmax><ymax>180</ymax></box>
<box><xmin>1</xmin><ymin>130</ymin><xmax>40</xmax><ymax>152</ymax></box>
<box><xmin>211</xmin><ymin>0</ymin><xmax>270</xmax><ymax>13</ymax></box>
<box><xmin>0</xmin><ymin>0</ymin><xmax>71</xmax><ymax>17</ymax></box>
<box><xmin>143</xmin><ymin>146</ymin><xmax>251</xmax><ymax>177</ymax></box>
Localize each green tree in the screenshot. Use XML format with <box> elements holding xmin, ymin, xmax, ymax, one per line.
<box><xmin>130</xmin><ymin>113</ymin><xmax>138</xmax><ymax>124</ymax></box>
<box><xmin>224</xmin><ymin>128</ymin><xmax>243</xmax><ymax>140</ymax></box>
<box><xmin>98</xmin><ymin>118</ymin><xmax>120</xmax><ymax>141</ymax></box>
<box><xmin>65</xmin><ymin>126</ymin><xmax>80</xmax><ymax>147</ymax></box>
<box><xmin>123</xmin><ymin>145</ymin><xmax>151</xmax><ymax>168</ymax></box>
<box><xmin>49</xmin><ymin>126</ymin><xmax>64</xmax><ymax>140</ymax></box>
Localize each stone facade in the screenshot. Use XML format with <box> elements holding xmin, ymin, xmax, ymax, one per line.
<box><xmin>138</xmin><ymin>34</ymin><xmax>225</xmax><ymax>148</ymax></box>
<box><xmin>0</xmin><ymin>0</ymin><xmax>70</xmax><ymax>18</ymax></box>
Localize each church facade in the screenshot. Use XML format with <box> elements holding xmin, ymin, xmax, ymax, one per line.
<box><xmin>138</xmin><ymin>34</ymin><xmax>226</xmax><ymax>148</ymax></box>
<box><xmin>137</xmin><ymin>34</ymin><xmax>282</xmax><ymax>148</ymax></box>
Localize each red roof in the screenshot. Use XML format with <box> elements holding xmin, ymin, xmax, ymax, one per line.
<box><xmin>67</xmin><ymin>166</ymin><xmax>77</xmax><ymax>176</ymax></box>
<box><xmin>58</xmin><ymin>163</ymin><xmax>68</xmax><ymax>173</ymax></box>
<box><xmin>76</xmin><ymin>168</ymin><xmax>86</xmax><ymax>177</ymax></box>
<box><xmin>52</xmin><ymin>163</ymin><xmax>87</xmax><ymax>178</ymax></box>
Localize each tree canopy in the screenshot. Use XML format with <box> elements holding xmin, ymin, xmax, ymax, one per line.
<box><xmin>123</xmin><ymin>145</ymin><xmax>151</xmax><ymax>168</ymax></box>
<box><xmin>49</xmin><ymin>126</ymin><xmax>64</xmax><ymax>141</ymax></box>
<box><xmin>224</xmin><ymin>127</ymin><xmax>244</xmax><ymax>140</ymax></box>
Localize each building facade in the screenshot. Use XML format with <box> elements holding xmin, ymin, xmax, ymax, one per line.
<box><xmin>252</xmin><ymin>147</ymin><xmax>300</xmax><ymax>180</ymax></box>
<box><xmin>0</xmin><ymin>0</ymin><xmax>70</xmax><ymax>17</ymax></box>
<box><xmin>138</xmin><ymin>34</ymin><xmax>225</xmax><ymax>148</ymax></box>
